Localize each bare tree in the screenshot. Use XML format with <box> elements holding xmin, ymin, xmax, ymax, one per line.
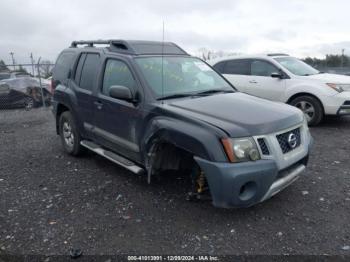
<box><xmin>38</xmin><ymin>60</ymin><xmax>54</xmax><ymax>78</ymax></box>
<box><xmin>198</xmin><ymin>47</ymin><xmax>211</xmax><ymax>61</ymax></box>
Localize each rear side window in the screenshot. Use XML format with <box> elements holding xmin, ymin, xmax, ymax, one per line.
<box><xmin>74</xmin><ymin>54</ymin><xmax>86</xmax><ymax>84</ymax></box>
<box><xmin>54</xmin><ymin>52</ymin><xmax>75</xmax><ymax>81</ymax></box>
<box><xmin>224</xmin><ymin>60</ymin><xmax>250</xmax><ymax>75</ymax></box>
<box><xmin>213</xmin><ymin>61</ymin><xmax>226</xmax><ymax>73</ymax></box>
<box><xmin>79</xmin><ymin>53</ymin><xmax>100</xmax><ymax>91</ymax></box>
<box><xmin>251</xmin><ymin>60</ymin><xmax>279</xmax><ymax>77</ymax></box>
<box><xmin>102</xmin><ymin>59</ymin><xmax>135</xmax><ymax>96</ymax></box>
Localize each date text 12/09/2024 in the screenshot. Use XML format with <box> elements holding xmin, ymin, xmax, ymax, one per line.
<box><xmin>127</xmin><ymin>255</ymin><xmax>219</xmax><ymax>261</ymax></box>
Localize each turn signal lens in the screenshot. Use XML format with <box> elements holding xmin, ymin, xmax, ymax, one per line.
<box><xmin>221</xmin><ymin>138</ymin><xmax>235</xmax><ymax>163</ymax></box>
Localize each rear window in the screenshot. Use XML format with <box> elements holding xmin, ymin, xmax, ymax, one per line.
<box><xmin>223</xmin><ymin>59</ymin><xmax>250</xmax><ymax>75</ymax></box>
<box><xmin>53</xmin><ymin>51</ymin><xmax>76</xmax><ymax>81</ymax></box>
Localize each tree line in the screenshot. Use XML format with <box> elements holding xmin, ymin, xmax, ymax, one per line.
<box><xmin>302</xmin><ymin>54</ymin><xmax>349</xmax><ymax>68</ymax></box>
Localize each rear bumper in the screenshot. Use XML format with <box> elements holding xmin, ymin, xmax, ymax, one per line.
<box><xmin>194</xmin><ymin>155</ymin><xmax>309</xmax><ymax>208</ymax></box>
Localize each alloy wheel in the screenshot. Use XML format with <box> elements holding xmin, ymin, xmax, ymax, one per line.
<box><xmin>295</xmin><ymin>101</ymin><xmax>315</xmax><ymax>123</ymax></box>
<box><xmin>63</xmin><ymin>122</ymin><xmax>75</xmax><ymax>148</ymax></box>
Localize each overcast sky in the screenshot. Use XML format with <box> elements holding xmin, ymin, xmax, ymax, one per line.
<box><xmin>0</xmin><ymin>0</ymin><xmax>350</xmax><ymax>65</ymax></box>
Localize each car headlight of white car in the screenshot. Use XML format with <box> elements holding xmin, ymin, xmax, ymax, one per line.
<box><xmin>326</xmin><ymin>83</ymin><xmax>350</xmax><ymax>92</ymax></box>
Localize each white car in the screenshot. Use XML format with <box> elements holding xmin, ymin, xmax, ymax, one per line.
<box><xmin>209</xmin><ymin>54</ymin><xmax>350</xmax><ymax>125</ymax></box>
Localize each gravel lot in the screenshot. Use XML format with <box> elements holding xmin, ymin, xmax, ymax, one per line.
<box><xmin>0</xmin><ymin>108</ymin><xmax>350</xmax><ymax>256</ymax></box>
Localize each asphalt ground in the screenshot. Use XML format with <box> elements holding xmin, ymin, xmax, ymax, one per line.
<box><xmin>0</xmin><ymin>108</ymin><xmax>349</xmax><ymax>257</ymax></box>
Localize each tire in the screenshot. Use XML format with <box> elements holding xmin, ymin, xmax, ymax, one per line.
<box><xmin>24</xmin><ymin>97</ymin><xmax>34</xmax><ymax>111</ymax></box>
<box><xmin>59</xmin><ymin>111</ymin><xmax>84</xmax><ymax>156</ymax></box>
<box><xmin>290</xmin><ymin>95</ymin><xmax>324</xmax><ymax>126</ymax></box>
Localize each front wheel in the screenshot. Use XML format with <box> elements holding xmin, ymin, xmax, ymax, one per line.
<box><xmin>290</xmin><ymin>96</ymin><xmax>324</xmax><ymax>126</ymax></box>
<box><xmin>59</xmin><ymin>111</ymin><xmax>84</xmax><ymax>156</ymax></box>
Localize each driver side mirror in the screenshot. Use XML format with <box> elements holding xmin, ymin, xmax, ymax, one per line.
<box><xmin>109</xmin><ymin>85</ymin><xmax>134</xmax><ymax>102</ymax></box>
<box><xmin>271</xmin><ymin>72</ymin><xmax>283</xmax><ymax>79</ymax></box>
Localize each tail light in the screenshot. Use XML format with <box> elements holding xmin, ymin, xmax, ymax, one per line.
<box><xmin>50</xmin><ymin>78</ymin><xmax>56</xmax><ymax>94</ymax></box>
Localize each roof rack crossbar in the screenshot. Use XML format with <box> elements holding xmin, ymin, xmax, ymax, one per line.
<box><xmin>267</xmin><ymin>53</ymin><xmax>290</xmax><ymax>57</ymax></box>
<box><xmin>69</xmin><ymin>39</ymin><xmax>188</xmax><ymax>56</ymax></box>
<box><xmin>71</xmin><ymin>40</ymin><xmax>130</xmax><ymax>48</ymax></box>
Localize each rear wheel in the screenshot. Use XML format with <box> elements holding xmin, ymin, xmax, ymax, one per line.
<box><xmin>290</xmin><ymin>95</ymin><xmax>323</xmax><ymax>126</ymax></box>
<box><xmin>24</xmin><ymin>97</ymin><xmax>34</xmax><ymax>110</ymax></box>
<box><xmin>59</xmin><ymin>111</ymin><xmax>84</xmax><ymax>156</ymax></box>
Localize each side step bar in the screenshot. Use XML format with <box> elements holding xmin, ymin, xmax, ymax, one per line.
<box><xmin>80</xmin><ymin>140</ymin><xmax>145</xmax><ymax>175</ymax></box>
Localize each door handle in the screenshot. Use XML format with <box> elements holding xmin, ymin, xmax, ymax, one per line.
<box><xmin>249</xmin><ymin>80</ymin><xmax>258</xmax><ymax>84</ymax></box>
<box><xmin>94</xmin><ymin>101</ymin><xmax>103</xmax><ymax>110</ymax></box>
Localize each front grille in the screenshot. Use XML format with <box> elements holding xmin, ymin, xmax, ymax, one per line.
<box><xmin>276</xmin><ymin>128</ymin><xmax>301</xmax><ymax>154</ymax></box>
<box><xmin>257</xmin><ymin>138</ymin><xmax>270</xmax><ymax>155</ymax></box>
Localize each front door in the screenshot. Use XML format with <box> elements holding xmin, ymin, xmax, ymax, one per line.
<box><xmin>244</xmin><ymin>59</ymin><xmax>286</xmax><ymax>101</ymax></box>
<box><xmin>93</xmin><ymin>58</ymin><xmax>143</xmax><ymax>162</ymax></box>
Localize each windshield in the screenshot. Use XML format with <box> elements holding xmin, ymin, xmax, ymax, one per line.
<box><xmin>135</xmin><ymin>56</ymin><xmax>233</xmax><ymax>99</ymax></box>
<box><xmin>0</xmin><ymin>74</ymin><xmax>10</xmax><ymax>81</ymax></box>
<box><xmin>274</xmin><ymin>57</ymin><xmax>319</xmax><ymax>76</ymax></box>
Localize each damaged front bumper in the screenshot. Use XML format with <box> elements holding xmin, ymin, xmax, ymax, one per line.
<box><xmin>194</xmin><ymin>155</ymin><xmax>309</xmax><ymax>208</ymax></box>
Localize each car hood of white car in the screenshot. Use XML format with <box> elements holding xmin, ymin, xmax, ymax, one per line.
<box><xmin>302</xmin><ymin>73</ymin><xmax>350</xmax><ymax>83</ymax></box>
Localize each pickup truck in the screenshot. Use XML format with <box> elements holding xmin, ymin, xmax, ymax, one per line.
<box><xmin>52</xmin><ymin>40</ymin><xmax>312</xmax><ymax>208</ymax></box>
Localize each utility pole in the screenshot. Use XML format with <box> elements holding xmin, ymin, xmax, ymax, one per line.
<box><xmin>30</xmin><ymin>53</ymin><xmax>35</xmax><ymax>76</ymax></box>
<box><xmin>9</xmin><ymin>52</ymin><xmax>15</xmax><ymax>71</ymax></box>
<box><xmin>341</xmin><ymin>49</ymin><xmax>345</xmax><ymax>67</ymax></box>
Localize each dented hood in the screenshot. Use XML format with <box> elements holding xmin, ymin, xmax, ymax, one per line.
<box><xmin>164</xmin><ymin>92</ymin><xmax>303</xmax><ymax>137</ymax></box>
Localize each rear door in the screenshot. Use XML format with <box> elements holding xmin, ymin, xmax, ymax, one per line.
<box><xmin>219</xmin><ymin>59</ymin><xmax>251</xmax><ymax>93</ymax></box>
<box><xmin>244</xmin><ymin>59</ymin><xmax>286</xmax><ymax>101</ymax></box>
<box><xmin>70</xmin><ymin>52</ymin><xmax>101</xmax><ymax>138</ymax></box>
<box><xmin>93</xmin><ymin>57</ymin><xmax>144</xmax><ymax>162</ymax></box>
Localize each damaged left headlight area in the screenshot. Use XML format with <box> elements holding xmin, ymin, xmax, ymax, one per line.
<box><xmin>221</xmin><ymin>137</ymin><xmax>261</xmax><ymax>163</ymax></box>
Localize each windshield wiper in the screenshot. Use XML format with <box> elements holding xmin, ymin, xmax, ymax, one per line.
<box><xmin>157</xmin><ymin>89</ymin><xmax>234</xmax><ymax>100</ymax></box>
<box><xmin>195</xmin><ymin>89</ymin><xmax>234</xmax><ymax>96</ymax></box>
<box><xmin>157</xmin><ymin>93</ymin><xmax>194</xmax><ymax>100</ymax></box>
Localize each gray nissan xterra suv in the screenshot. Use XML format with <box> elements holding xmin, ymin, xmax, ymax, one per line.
<box><xmin>52</xmin><ymin>40</ymin><xmax>312</xmax><ymax>208</ymax></box>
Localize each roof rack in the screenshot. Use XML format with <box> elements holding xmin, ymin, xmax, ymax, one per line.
<box><xmin>70</xmin><ymin>39</ymin><xmax>189</xmax><ymax>56</ymax></box>
<box><xmin>267</xmin><ymin>53</ymin><xmax>289</xmax><ymax>57</ymax></box>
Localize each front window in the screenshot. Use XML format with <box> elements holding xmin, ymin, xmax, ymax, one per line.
<box><xmin>274</xmin><ymin>57</ymin><xmax>319</xmax><ymax>76</ymax></box>
<box><xmin>102</xmin><ymin>59</ymin><xmax>135</xmax><ymax>96</ymax></box>
<box><xmin>135</xmin><ymin>56</ymin><xmax>233</xmax><ymax>99</ymax></box>
<box><xmin>251</xmin><ymin>60</ymin><xmax>279</xmax><ymax>77</ymax></box>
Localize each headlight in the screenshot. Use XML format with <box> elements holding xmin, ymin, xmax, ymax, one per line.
<box><xmin>221</xmin><ymin>137</ymin><xmax>260</xmax><ymax>163</ymax></box>
<box><xmin>326</xmin><ymin>83</ymin><xmax>350</xmax><ymax>93</ymax></box>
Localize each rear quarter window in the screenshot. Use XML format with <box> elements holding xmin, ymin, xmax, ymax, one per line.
<box><xmin>53</xmin><ymin>51</ymin><xmax>76</xmax><ymax>82</ymax></box>
<box><xmin>213</xmin><ymin>61</ymin><xmax>226</xmax><ymax>73</ymax></box>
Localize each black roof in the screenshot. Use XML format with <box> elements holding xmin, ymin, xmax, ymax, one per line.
<box><xmin>70</xmin><ymin>40</ymin><xmax>189</xmax><ymax>56</ymax></box>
